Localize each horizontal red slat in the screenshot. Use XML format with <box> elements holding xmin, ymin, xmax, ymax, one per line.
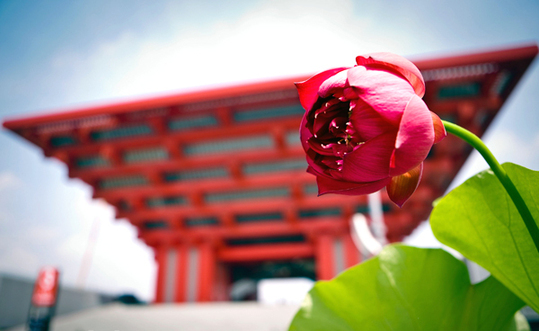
<box><xmin>413</xmin><ymin>44</ymin><xmax>538</xmax><ymax>71</ymax></box>
<box><xmin>218</xmin><ymin>243</ymin><xmax>314</xmax><ymax>262</ymax></box>
<box><xmin>73</xmin><ymin>147</ymin><xmax>305</xmax><ymax>181</ymax></box>
<box><xmin>123</xmin><ymin>193</ymin><xmax>372</xmax><ymax>224</ymax></box>
<box><xmin>48</xmin><ymin>117</ymin><xmax>302</xmax><ymax>157</ymax></box>
<box><xmin>140</xmin><ymin>218</ymin><xmax>350</xmax><ymax>245</ymax></box>
<box><xmin>97</xmin><ymin>170</ymin><xmax>313</xmax><ymax>200</ymax></box>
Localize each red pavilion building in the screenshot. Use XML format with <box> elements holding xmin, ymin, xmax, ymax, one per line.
<box><xmin>3</xmin><ymin>44</ymin><xmax>537</xmax><ymax>303</ymax></box>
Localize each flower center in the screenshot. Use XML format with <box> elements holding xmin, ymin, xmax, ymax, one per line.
<box><xmin>307</xmin><ymin>100</ymin><xmax>366</xmax><ymax>174</ymax></box>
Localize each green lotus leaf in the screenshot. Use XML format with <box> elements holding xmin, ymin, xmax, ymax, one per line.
<box><xmin>289</xmin><ymin>245</ymin><xmax>526</xmax><ymax>330</ymax></box>
<box><xmin>431</xmin><ymin>163</ymin><xmax>539</xmax><ymax>312</ymax></box>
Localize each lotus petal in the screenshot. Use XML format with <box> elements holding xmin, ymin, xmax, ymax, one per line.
<box><xmin>296</xmin><ymin>67</ymin><xmax>349</xmax><ymax>111</ymax></box>
<box><xmin>387</xmin><ymin>163</ymin><xmax>423</xmax><ymax>207</ymax></box>
<box><xmin>390</xmin><ymin>95</ymin><xmax>434</xmax><ymax>177</ymax></box>
<box><xmin>356</xmin><ymin>52</ymin><xmax>425</xmax><ymax>97</ymax></box>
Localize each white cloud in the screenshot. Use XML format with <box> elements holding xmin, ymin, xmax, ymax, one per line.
<box><xmin>48</xmin><ymin>193</ymin><xmax>156</xmax><ymax>299</ymax></box>
<box><xmin>47</xmin><ymin>0</ymin><xmax>420</xmax><ymax>105</ymax></box>
<box><xmin>86</xmin><ymin>218</ymin><xmax>156</xmax><ymax>300</ymax></box>
<box><xmin>0</xmin><ymin>171</ymin><xmax>22</xmax><ymax>192</ymax></box>
<box><xmin>55</xmin><ymin>232</ymin><xmax>88</xmax><ymax>264</ymax></box>
<box><xmin>26</xmin><ymin>225</ymin><xmax>61</xmax><ymax>243</ymax></box>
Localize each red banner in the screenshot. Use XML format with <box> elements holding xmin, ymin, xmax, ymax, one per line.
<box><xmin>31</xmin><ymin>267</ymin><xmax>59</xmax><ymax>307</ymax></box>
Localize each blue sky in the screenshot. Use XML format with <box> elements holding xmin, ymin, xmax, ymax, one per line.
<box><xmin>1</xmin><ymin>0</ymin><xmax>538</xmax><ymax>300</ymax></box>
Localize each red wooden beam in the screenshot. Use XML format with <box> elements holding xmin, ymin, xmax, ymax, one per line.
<box><xmin>123</xmin><ymin>193</ymin><xmax>374</xmax><ymax>224</ymax></box>
<box><xmin>414</xmin><ymin>44</ymin><xmax>538</xmax><ymax>71</ymax></box>
<box><xmin>2</xmin><ymin>79</ymin><xmax>302</xmax><ymax>130</ymax></box>
<box><xmin>140</xmin><ymin>218</ymin><xmax>350</xmax><ymax>244</ymax></box>
<box><xmin>98</xmin><ymin>170</ymin><xmax>313</xmax><ymax>202</ymax></box>
<box><xmin>55</xmin><ymin>117</ymin><xmax>302</xmax><ymax>156</ymax></box>
<box><xmin>73</xmin><ymin>147</ymin><xmax>305</xmax><ymax>181</ymax></box>
<box><xmin>218</xmin><ymin>243</ymin><xmax>314</xmax><ymax>262</ymax></box>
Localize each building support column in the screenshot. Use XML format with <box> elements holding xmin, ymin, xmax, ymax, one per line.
<box><xmin>163</xmin><ymin>246</ymin><xmax>178</xmax><ymax>303</ymax></box>
<box><xmin>332</xmin><ymin>236</ymin><xmax>346</xmax><ymax>276</ymax></box>
<box><xmin>197</xmin><ymin>241</ymin><xmax>216</xmax><ymax>302</ymax></box>
<box><xmin>185</xmin><ymin>246</ymin><xmax>200</xmax><ymax>302</ymax></box>
<box><xmin>315</xmin><ymin>232</ymin><xmax>360</xmax><ymax>280</ymax></box>
<box><xmin>315</xmin><ymin>234</ymin><xmax>334</xmax><ymax>280</ymax></box>
<box><xmin>214</xmin><ymin>262</ymin><xmax>230</xmax><ymax>301</ymax></box>
<box><xmin>156</xmin><ymin>244</ymin><xmax>197</xmax><ymax>303</ymax></box>
<box><xmin>174</xmin><ymin>244</ymin><xmax>188</xmax><ymax>302</ymax></box>
<box><xmin>343</xmin><ymin>232</ymin><xmax>361</xmax><ymax>269</ymax></box>
<box><xmin>154</xmin><ymin>245</ymin><xmax>168</xmax><ymax>303</ymax></box>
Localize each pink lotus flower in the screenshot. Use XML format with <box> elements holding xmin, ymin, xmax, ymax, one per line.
<box><xmin>296</xmin><ymin>53</ymin><xmax>446</xmax><ymax>207</ymax></box>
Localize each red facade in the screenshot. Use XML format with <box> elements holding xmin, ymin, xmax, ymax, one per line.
<box><xmin>4</xmin><ymin>45</ymin><xmax>537</xmax><ymax>303</ymax></box>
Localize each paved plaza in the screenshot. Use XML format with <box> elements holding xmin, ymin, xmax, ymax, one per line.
<box><xmin>9</xmin><ymin>302</ymin><xmax>300</xmax><ymax>331</ymax></box>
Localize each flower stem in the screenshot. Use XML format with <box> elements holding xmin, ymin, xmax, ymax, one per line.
<box><xmin>442</xmin><ymin>120</ymin><xmax>539</xmax><ymax>253</ymax></box>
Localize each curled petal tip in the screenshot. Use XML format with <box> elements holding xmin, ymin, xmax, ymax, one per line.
<box><xmin>316</xmin><ymin>191</ymin><xmax>327</xmax><ymax>197</ymax></box>
<box><xmin>387</xmin><ymin>163</ymin><xmax>423</xmax><ymax>207</ymax></box>
<box><xmin>431</xmin><ymin>111</ymin><xmax>447</xmax><ymax>144</ymax></box>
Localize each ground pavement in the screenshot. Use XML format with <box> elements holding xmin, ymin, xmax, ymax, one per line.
<box><xmin>8</xmin><ymin>302</ymin><xmax>301</xmax><ymax>331</ymax></box>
